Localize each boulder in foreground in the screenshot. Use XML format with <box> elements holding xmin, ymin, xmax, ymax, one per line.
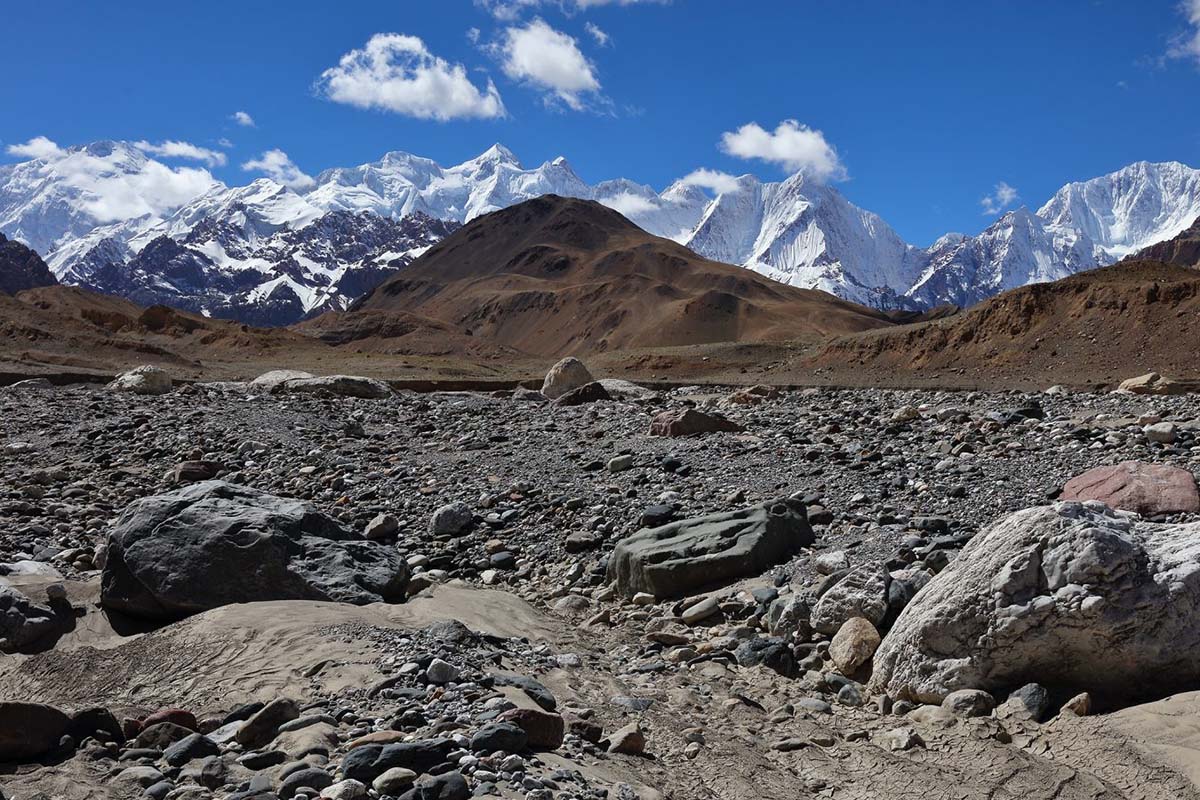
<box><xmin>101</xmin><ymin>481</ymin><xmax>410</xmax><ymax>620</ymax></box>
<box><xmin>870</xmin><ymin>501</ymin><xmax>1200</xmax><ymax>703</ymax></box>
<box><xmin>1061</xmin><ymin>461</ymin><xmax>1199</xmax><ymax>515</ymax></box>
<box><xmin>106</xmin><ymin>365</ymin><xmax>172</xmax><ymax>395</ymax></box>
<box><xmin>607</xmin><ymin>499</ymin><xmax>813</xmax><ymax>598</ymax></box>
<box><xmin>541</xmin><ymin>357</ymin><xmax>593</xmax><ymax>399</ymax></box>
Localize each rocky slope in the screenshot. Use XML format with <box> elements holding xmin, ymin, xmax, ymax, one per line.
<box><xmin>1126</xmin><ymin>214</ymin><xmax>1200</xmax><ymax>267</ymax></box>
<box><xmin>0</xmin><ymin>233</ymin><xmax>56</xmax><ymax>295</ymax></box>
<box><xmin>5</xmin><ymin>376</ymin><xmax>1200</xmax><ymax>798</ymax></box>
<box><xmin>324</xmin><ymin>196</ymin><xmax>896</xmax><ymax>357</ymax></box>
<box><xmin>6</xmin><ymin>141</ymin><xmax>1200</xmax><ymax>320</ymax></box>
<box><xmin>808</xmin><ymin>259</ymin><xmax>1200</xmax><ymax>387</ymax></box>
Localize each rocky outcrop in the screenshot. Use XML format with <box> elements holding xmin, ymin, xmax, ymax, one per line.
<box><xmin>607</xmin><ymin>499</ymin><xmax>814</xmax><ymax>598</ymax></box>
<box><xmin>0</xmin><ymin>233</ymin><xmax>57</xmax><ymax>295</ymax></box>
<box><xmin>100</xmin><ymin>481</ymin><xmax>410</xmax><ymax>620</ymax></box>
<box><xmin>871</xmin><ymin>502</ymin><xmax>1200</xmax><ymax>703</ymax></box>
<box><xmin>0</xmin><ymin>702</ymin><xmax>72</xmax><ymax>760</ymax></box>
<box><xmin>106</xmin><ymin>365</ymin><xmax>172</xmax><ymax>395</ymax></box>
<box><xmin>1060</xmin><ymin>461</ymin><xmax>1200</xmax><ymax>515</ymax></box>
<box><xmin>541</xmin><ymin>357</ymin><xmax>593</xmax><ymax>400</ymax></box>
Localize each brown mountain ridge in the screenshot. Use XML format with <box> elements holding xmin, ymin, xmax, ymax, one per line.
<box><xmin>302</xmin><ymin>195</ymin><xmax>895</xmax><ymax>358</ymax></box>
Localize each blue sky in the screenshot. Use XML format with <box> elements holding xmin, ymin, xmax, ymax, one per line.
<box><xmin>4</xmin><ymin>0</ymin><xmax>1200</xmax><ymax>245</ymax></box>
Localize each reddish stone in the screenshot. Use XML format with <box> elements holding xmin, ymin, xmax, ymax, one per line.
<box><xmin>649</xmin><ymin>409</ymin><xmax>744</xmax><ymax>437</ymax></box>
<box><xmin>1061</xmin><ymin>461</ymin><xmax>1200</xmax><ymax>515</ymax></box>
<box><xmin>141</xmin><ymin>708</ymin><xmax>198</xmax><ymax>732</ymax></box>
<box><xmin>500</xmin><ymin>707</ymin><xmax>565</xmax><ymax>750</ymax></box>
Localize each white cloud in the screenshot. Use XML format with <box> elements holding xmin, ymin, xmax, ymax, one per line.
<box><xmin>497</xmin><ymin>19</ymin><xmax>600</xmax><ymax>110</ymax></box>
<box><xmin>585</xmin><ymin>22</ymin><xmax>610</xmax><ymax>46</ymax></box>
<box><xmin>6</xmin><ymin>136</ymin><xmax>66</xmax><ymax>160</ymax></box>
<box><xmin>241</xmin><ymin>149</ymin><xmax>315</xmax><ymax>190</ymax></box>
<box><xmin>466</xmin><ymin>27</ymin><xmax>481</xmax><ymax>44</ymax></box>
<box><xmin>719</xmin><ymin>120</ymin><xmax>845</xmax><ymax>181</ymax></box>
<box><xmin>133</xmin><ymin>140</ymin><xmax>227</xmax><ymax>167</ymax></box>
<box><xmin>477</xmin><ymin>0</ymin><xmax>665</xmax><ymax>16</ymax></box>
<box><xmin>980</xmin><ymin>181</ymin><xmax>1019</xmax><ymax>215</ymax></box>
<box><xmin>231</xmin><ymin>111</ymin><xmax>256</xmax><ymax>128</ymax></box>
<box><xmin>600</xmin><ymin>192</ymin><xmax>657</xmax><ymax>217</ymax></box>
<box><xmin>1168</xmin><ymin>0</ymin><xmax>1200</xmax><ymax>64</ymax></box>
<box><xmin>317</xmin><ymin>33</ymin><xmax>505</xmax><ymax>121</ymax></box>
<box><xmin>680</xmin><ymin>168</ymin><xmax>741</xmax><ymax>195</ymax></box>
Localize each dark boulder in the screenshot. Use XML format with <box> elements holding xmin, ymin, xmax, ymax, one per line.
<box><xmin>608</xmin><ymin>499</ymin><xmax>814</xmax><ymax>598</ymax></box>
<box><xmin>101</xmin><ymin>481</ymin><xmax>410</xmax><ymax>620</ymax></box>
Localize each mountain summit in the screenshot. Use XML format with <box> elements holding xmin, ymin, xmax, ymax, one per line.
<box><xmin>3</xmin><ymin>142</ymin><xmax>1200</xmax><ymax>323</ymax></box>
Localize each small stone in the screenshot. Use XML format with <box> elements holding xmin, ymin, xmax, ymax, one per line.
<box><xmin>363</xmin><ymin>514</ymin><xmax>399</xmax><ymax>540</ymax></box>
<box><xmin>1060</xmin><ymin>692</ymin><xmax>1092</xmax><ymax>717</ymax></box>
<box><xmin>828</xmin><ymin>617</ymin><xmax>880</xmax><ymax>674</ymax></box>
<box><xmin>607</xmin><ymin>723</ymin><xmax>645</xmax><ymax>755</ymax></box>
<box><xmin>426</xmin><ymin>658</ymin><xmax>460</xmax><ymax>684</ymax></box>
<box><xmin>372</xmin><ymin>767</ymin><xmax>417</xmax><ymax>795</ymax></box>
<box><xmin>681</xmin><ymin>596</ymin><xmax>720</xmax><ymax>624</ymax></box>
<box><xmin>942</xmin><ymin>689</ymin><xmax>995</xmax><ymax>718</ymax></box>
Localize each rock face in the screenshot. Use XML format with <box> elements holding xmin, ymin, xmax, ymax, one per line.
<box><xmin>106</xmin><ymin>365</ymin><xmax>172</xmax><ymax>395</ymax></box>
<box><xmin>1061</xmin><ymin>461</ymin><xmax>1200</xmax><ymax>515</ymax></box>
<box><xmin>607</xmin><ymin>499</ymin><xmax>814</xmax><ymax>598</ymax></box>
<box><xmin>0</xmin><ymin>233</ymin><xmax>57</xmax><ymax>295</ymax></box>
<box><xmin>541</xmin><ymin>357</ymin><xmax>593</xmax><ymax>400</ymax></box>
<box><xmin>649</xmin><ymin>409</ymin><xmax>744</xmax><ymax>437</ymax></box>
<box><xmin>100</xmin><ymin>481</ymin><xmax>410</xmax><ymax>620</ymax></box>
<box><xmin>870</xmin><ymin>501</ymin><xmax>1200</xmax><ymax>703</ymax></box>
<box><xmin>270</xmin><ymin>375</ymin><xmax>391</xmax><ymax>399</ymax></box>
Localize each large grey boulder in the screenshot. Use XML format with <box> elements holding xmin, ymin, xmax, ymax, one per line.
<box><xmin>271</xmin><ymin>375</ymin><xmax>391</xmax><ymax>399</ymax></box>
<box><xmin>871</xmin><ymin>501</ymin><xmax>1200</xmax><ymax>704</ymax></box>
<box><xmin>101</xmin><ymin>481</ymin><xmax>410</xmax><ymax>620</ymax></box>
<box><xmin>107</xmin><ymin>365</ymin><xmax>172</xmax><ymax>395</ymax></box>
<box><xmin>607</xmin><ymin>499</ymin><xmax>814</xmax><ymax>598</ymax></box>
<box><xmin>541</xmin><ymin>357</ymin><xmax>593</xmax><ymax>400</ymax></box>
<box><xmin>249</xmin><ymin>369</ymin><xmax>315</xmax><ymax>392</ymax></box>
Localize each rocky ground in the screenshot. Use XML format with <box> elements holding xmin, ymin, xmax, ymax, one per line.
<box><xmin>5</xmin><ymin>365</ymin><xmax>1200</xmax><ymax>800</ymax></box>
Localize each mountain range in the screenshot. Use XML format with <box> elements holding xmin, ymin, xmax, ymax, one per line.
<box><xmin>3</xmin><ymin>140</ymin><xmax>1200</xmax><ymax>324</ymax></box>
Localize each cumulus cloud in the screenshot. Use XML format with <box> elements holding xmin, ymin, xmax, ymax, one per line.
<box><xmin>241</xmin><ymin>149</ymin><xmax>315</xmax><ymax>190</ymax></box>
<box><xmin>6</xmin><ymin>136</ymin><xmax>66</xmax><ymax>160</ymax></box>
<box><xmin>317</xmin><ymin>33</ymin><xmax>505</xmax><ymax>121</ymax></box>
<box><xmin>1168</xmin><ymin>0</ymin><xmax>1200</xmax><ymax>64</ymax></box>
<box><xmin>585</xmin><ymin>22</ymin><xmax>610</xmax><ymax>46</ymax></box>
<box><xmin>719</xmin><ymin>120</ymin><xmax>845</xmax><ymax>181</ymax></box>
<box><xmin>133</xmin><ymin>140</ymin><xmax>227</xmax><ymax>167</ymax></box>
<box><xmin>600</xmin><ymin>192</ymin><xmax>657</xmax><ymax>217</ymax></box>
<box><xmin>680</xmin><ymin>168</ymin><xmax>741</xmax><ymax>195</ymax></box>
<box><xmin>497</xmin><ymin>19</ymin><xmax>600</xmax><ymax>110</ymax></box>
<box><xmin>231</xmin><ymin>111</ymin><xmax>256</xmax><ymax>127</ymax></box>
<box><xmin>980</xmin><ymin>181</ymin><xmax>1019</xmax><ymax>215</ymax></box>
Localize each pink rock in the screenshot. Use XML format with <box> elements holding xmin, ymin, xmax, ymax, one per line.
<box><xmin>1061</xmin><ymin>461</ymin><xmax>1199</xmax><ymax>515</ymax></box>
<box><xmin>649</xmin><ymin>409</ymin><xmax>743</xmax><ymax>437</ymax></box>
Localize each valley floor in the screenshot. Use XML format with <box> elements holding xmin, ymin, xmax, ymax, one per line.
<box><xmin>4</xmin><ymin>382</ymin><xmax>1200</xmax><ymax>798</ymax></box>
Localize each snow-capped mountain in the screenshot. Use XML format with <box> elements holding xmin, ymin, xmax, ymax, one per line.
<box><xmin>2</xmin><ymin>140</ymin><xmax>1200</xmax><ymax>323</ymax></box>
<box><xmin>906</xmin><ymin>161</ymin><xmax>1200</xmax><ymax>307</ymax></box>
